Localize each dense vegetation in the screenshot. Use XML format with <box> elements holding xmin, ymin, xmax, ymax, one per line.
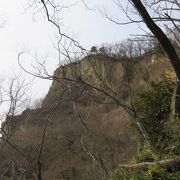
<box><xmin>110</xmin><ymin>165</ymin><xmax>180</xmax><ymax>180</ymax></box>
<box><xmin>136</xmin><ymin>78</ymin><xmax>175</xmax><ymax>153</ymax></box>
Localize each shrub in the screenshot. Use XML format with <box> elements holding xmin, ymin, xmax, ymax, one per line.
<box><xmin>145</xmin><ymin>165</ymin><xmax>180</xmax><ymax>180</ymax></box>
<box><xmin>133</xmin><ymin>148</ymin><xmax>155</xmax><ymax>163</ymax></box>
<box><xmin>165</xmin><ymin>119</ymin><xmax>180</xmax><ymax>155</ymax></box>
<box><xmin>135</xmin><ymin>77</ymin><xmax>175</xmax><ymax>151</ymax></box>
<box><xmin>109</xmin><ymin>168</ymin><xmax>145</xmax><ymax>180</ymax></box>
<box><xmin>109</xmin><ymin>165</ymin><xmax>180</xmax><ymax>180</ymax></box>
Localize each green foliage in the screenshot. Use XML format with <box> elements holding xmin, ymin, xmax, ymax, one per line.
<box><xmin>145</xmin><ymin>165</ymin><xmax>180</xmax><ymax>180</ymax></box>
<box><xmin>137</xmin><ymin>77</ymin><xmax>174</xmax><ymax>119</ymax></box>
<box><xmin>135</xmin><ymin>77</ymin><xmax>175</xmax><ymax>150</ymax></box>
<box><xmin>165</xmin><ymin>120</ymin><xmax>180</xmax><ymax>155</ymax></box>
<box><xmin>109</xmin><ymin>168</ymin><xmax>145</xmax><ymax>180</ymax></box>
<box><xmin>133</xmin><ymin>147</ymin><xmax>156</xmax><ymax>163</ymax></box>
<box><xmin>135</xmin><ymin>77</ymin><xmax>180</xmax><ymax>155</ymax></box>
<box><xmin>109</xmin><ymin>165</ymin><xmax>180</xmax><ymax>180</ymax></box>
<box><xmin>90</xmin><ymin>46</ymin><xmax>97</xmax><ymax>53</ymax></box>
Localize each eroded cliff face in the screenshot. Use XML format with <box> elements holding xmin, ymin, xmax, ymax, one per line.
<box><xmin>42</xmin><ymin>55</ymin><xmax>125</xmax><ymax>107</ymax></box>
<box><xmin>0</xmin><ymin>53</ymin><xmax>175</xmax><ymax>180</ymax></box>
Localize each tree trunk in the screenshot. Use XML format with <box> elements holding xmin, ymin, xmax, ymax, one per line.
<box><xmin>130</xmin><ymin>0</ymin><xmax>180</xmax><ymax>79</ymax></box>
<box><xmin>175</xmin><ymin>81</ymin><xmax>180</xmax><ymax>114</ymax></box>
<box><xmin>170</xmin><ymin>80</ymin><xmax>180</xmax><ymax>121</ymax></box>
<box><xmin>130</xmin><ymin>0</ymin><xmax>180</xmax><ymax>119</ymax></box>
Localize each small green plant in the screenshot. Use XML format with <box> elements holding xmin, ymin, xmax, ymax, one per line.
<box><xmin>165</xmin><ymin>120</ymin><xmax>180</xmax><ymax>155</ymax></box>
<box><xmin>109</xmin><ymin>168</ymin><xmax>145</xmax><ymax>180</ymax></box>
<box><xmin>109</xmin><ymin>165</ymin><xmax>180</xmax><ymax>180</ymax></box>
<box><xmin>133</xmin><ymin>148</ymin><xmax>156</xmax><ymax>163</ymax></box>
<box><xmin>145</xmin><ymin>165</ymin><xmax>180</xmax><ymax>180</ymax></box>
<box><xmin>146</xmin><ymin>165</ymin><xmax>167</xmax><ymax>179</ymax></box>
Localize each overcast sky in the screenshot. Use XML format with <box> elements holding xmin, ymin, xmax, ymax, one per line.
<box><xmin>0</xmin><ymin>0</ymin><xmax>142</xmax><ymax>105</ymax></box>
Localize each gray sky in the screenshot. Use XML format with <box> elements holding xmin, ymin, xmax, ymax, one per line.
<box><xmin>0</xmin><ymin>0</ymin><xmax>142</xmax><ymax>104</ymax></box>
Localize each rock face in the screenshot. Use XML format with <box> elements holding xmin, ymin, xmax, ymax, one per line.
<box><xmin>42</xmin><ymin>55</ymin><xmax>125</xmax><ymax>107</ymax></box>
<box><xmin>0</xmin><ymin>53</ymin><xmax>175</xmax><ymax>180</ymax></box>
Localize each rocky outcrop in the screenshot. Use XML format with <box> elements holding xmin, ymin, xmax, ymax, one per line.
<box><xmin>0</xmin><ymin>53</ymin><xmax>175</xmax><ymax>180</ymax></box>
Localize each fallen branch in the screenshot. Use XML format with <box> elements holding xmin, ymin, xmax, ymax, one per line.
<box><xmin>119</xmin><ymin>158</ymin><xmax>180</xmax><ymax>171</ymax></box>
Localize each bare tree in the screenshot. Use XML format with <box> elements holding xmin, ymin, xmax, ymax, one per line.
<box><xmin>0</xmin><ymin>75</ymin><xmax>31</xmax><ymax>136</ymax></box>
<box><xmin>102</xmin><ymin>0</ymin><xmax>180</xmax><ymax>115</ymax></box>
<box><xmin>0</xmin><ymin>75</ymin><xmax>34</xmax><ymax>179</ymax></box>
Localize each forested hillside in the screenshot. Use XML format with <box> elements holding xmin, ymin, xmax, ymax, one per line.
<box><xmin>0</xmin><ymin>0</ymin><xmax>180</xmax><ymax>179</ymax></box>
<box><xmin>1</xmin><ymin>48</ymin><xmax>179</xmax><ymax>179</ymax></box>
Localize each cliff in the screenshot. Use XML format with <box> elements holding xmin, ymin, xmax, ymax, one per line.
<box><xmin>0</xmin><ymin>53</ymin><xmax>175</xmax><ymax>180</ymax></box>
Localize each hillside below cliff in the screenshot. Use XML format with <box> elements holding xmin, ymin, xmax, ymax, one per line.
<box><xmin>0</xmin><ymin>52</ymin><xmax>175</xmax><ymax>180</ymax></box>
